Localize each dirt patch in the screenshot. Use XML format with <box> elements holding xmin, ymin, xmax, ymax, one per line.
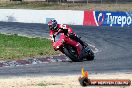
<box><xmin>0</xmin><ymin>73</ymin><xmax>131</xmax><ymax>88</ymax></box>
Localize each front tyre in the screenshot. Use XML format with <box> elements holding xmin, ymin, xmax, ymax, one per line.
<box><xmin>63</xmin><ymin>45</ymin><xmax>82</xmax><ymax>62</ymax></box>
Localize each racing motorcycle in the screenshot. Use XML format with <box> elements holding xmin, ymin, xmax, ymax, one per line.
<box><xmin>51</xmin><ymin>29</ymin><xmax>94</xmax><ymax>62</ymax></box>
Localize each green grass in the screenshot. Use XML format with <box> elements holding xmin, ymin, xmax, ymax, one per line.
<box><xmin>0</xmin><ymin>33</ymin><xmax>59</xmax><ymax>60</ymax></box>
<box><xmin>0</xmin><ymin>2</ymin><xmax>131</xmax><ymax>11</ymax></box>
<box><xmin>37</xmin><ymin>82</ymin><xmax>47</xmax><ymax>86</ymax></box>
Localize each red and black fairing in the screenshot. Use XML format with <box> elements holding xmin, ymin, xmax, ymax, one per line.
<box><xmin>50</xmin><ymin>24</ymin><xmax>82</xmax><ymax>56</ymax></box>
<box><xmin>49</xmin><ymin>24</ymin><xmax>94</xmax><ymax>62</ymax></box>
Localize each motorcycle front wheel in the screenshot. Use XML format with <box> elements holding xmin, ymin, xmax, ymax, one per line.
<box><xmin>63</xmin><ymin>45</ymin><xmax>82</xmax><ymax>62</ymax></box>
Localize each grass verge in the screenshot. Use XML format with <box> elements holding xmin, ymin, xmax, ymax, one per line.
<box><xmin>0</xmin><ymin>33</ymin><xmax>59</xmax><ymax>60</ymax></box>
<box><xmin>0</xmin><ymin>2</ymin><xmax>131</xmax><ymax>11</ymax></box>
<box><xmin>37</xmin><ymin>82</ymin><xmax>47</xmax><ymax>86</ymax></box>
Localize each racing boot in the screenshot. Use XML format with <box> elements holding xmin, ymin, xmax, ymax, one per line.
<box><xmin>77</xmin><ymin>38</ymin><xmax>88</xmax><ymax>48</ymax></box>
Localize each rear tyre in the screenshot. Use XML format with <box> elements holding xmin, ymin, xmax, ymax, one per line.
<box><xmin>63</xmin><ymin>45</ymin><xmax>82</xmax><ymax>62</ymax></box>
<box><xmin>86</xmin><ymin>49</ymin><xmax>94</xmax><ymax>61</ymax></box>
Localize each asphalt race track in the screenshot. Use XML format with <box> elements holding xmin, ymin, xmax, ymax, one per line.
<box><xmin>0</xmin><ymin>22</ymin><xmax>132</xmax><ymax>77</ymax></box>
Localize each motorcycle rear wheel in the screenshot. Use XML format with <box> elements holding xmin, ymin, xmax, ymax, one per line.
<box><xmin>86</xmin><ymin>49</ymin><xmax>94</xmax><ymax>61</ymax></box>
<box><xmin>63</xmin><ymin>45</ymin><xmax>82</xmax><ymax>62</ymax></box>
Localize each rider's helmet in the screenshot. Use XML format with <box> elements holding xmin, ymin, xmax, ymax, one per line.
<box><xmin>48</xmin><ymin>20</ymin><xmax>58</xmax><ymax>31</ymax></box>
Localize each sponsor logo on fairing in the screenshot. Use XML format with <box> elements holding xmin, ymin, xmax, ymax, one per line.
<box><xmin>95</xmin><ymin>11</ymin><xmax>132</xmax><ymax>27</ymax></box>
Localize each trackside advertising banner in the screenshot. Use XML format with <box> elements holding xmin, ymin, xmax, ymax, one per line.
<box><xmin>0</xmin><ymin>9</ymin><xmax>131</xmax><ymax>27</ymax></box>
<box><xmin>84</xmin><ymin>10</ymin><xmax>132</xmax><ymax>27</ymax></box>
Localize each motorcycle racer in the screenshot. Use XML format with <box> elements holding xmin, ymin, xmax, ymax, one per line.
<box><xmin>48</xmin><ymin>20</ymin><xmax>85</xmax><ymax>47</ymax></box>
<box><xmin>48</xmin><ymin>20</ymin><xmax>86</xmax><ymax>61</ymax></box>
